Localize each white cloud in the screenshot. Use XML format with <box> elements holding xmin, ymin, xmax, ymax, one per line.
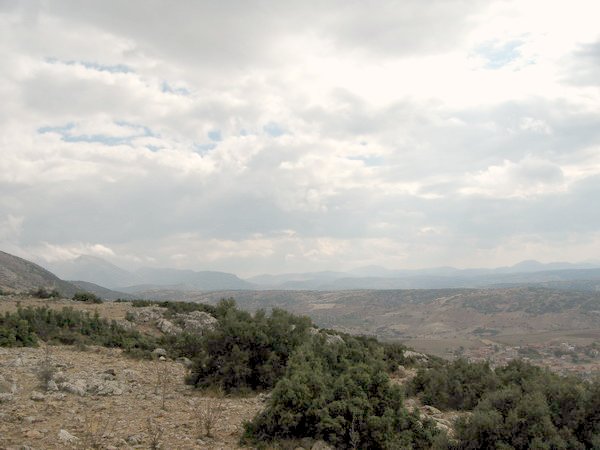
<box><xmin>1</xmin><ymin>1</ymin><xmax>600</xmax><ymax>274</ymax></box>
<box><xmin>460</xmin><ymin>158</ymin><xmax>566</xmax><ymax>198</ymax></box>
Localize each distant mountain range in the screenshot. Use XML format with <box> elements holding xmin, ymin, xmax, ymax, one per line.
<box><xmin>246</xmin><ymin>261</ymin><xmax>600</xmax><ymax>291</ymax></box>
<box><xmin>40</xmin><ymin>254</ymin><xmax>600</xmax><ymax>293</ymax></box>
<box><xmin>45</xmin><ymin>255</ymin><xmax>254</xmax><ymax>291</ymax></box>
<box><xmin>2</xmin><ymin>249</ymin><xmax>600</xmax><ymax>301</ymax></box>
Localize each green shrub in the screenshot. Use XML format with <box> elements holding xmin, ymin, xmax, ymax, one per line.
<box><xmin>413</xmin><ymin>358</ymin><xmax>600</xmax><ymax>449</ymax></box>
<box><xmin>0</xmin><ymin>306</ymin><xmax>156</xmax><ymax>355</ymax></box>
<box><xmin>411</xmin><ymin>359</ymin><xmax>498</xmax><ymax>411</ymax></box>
<box><xmin>73</xmin><ymin>292</ymin><xmax>103</xmax><ymax>303</ymax></box>
<box><xmin>243</xmin><ymin>335</ymin><xmax>439</xmax><ymax>449</ymax></box>
<box><xmin>187</xmin><ymin>299</ymin><xmax>312</xmax><ymax>393</ymax></box>
<box><xmin>31</xmin><ymin>287</ymin><xmax>60</xmax><ymax>299</ymax></box>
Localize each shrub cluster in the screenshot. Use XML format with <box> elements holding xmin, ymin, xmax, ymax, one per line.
<box><xmin>30</xmin><ymin>287</ymin><xmax>60</xmax><ymax>299</ymax></box>
<box><xmin>0</xmin><ymin>306</ymin><xmax>156</xmax><ymax>352</ymax></box>
<box><xmin>243</xmin><ymin>334</ymin><xmax>439</xmax><ymax>449</ymax></box>
<box><xmin>73</xmin><ymin>291</ymin><xmax>103</xmax><ymax>303</ymax></box>
<box><xmin>412</xmin><ymin>359</ymin><xmax>600</xmax><ymax>449</ymax></box>
<box><xmin>187</xmin><ymin>299</ymin><xmax>313</xmax><ymax>393</ymax></box>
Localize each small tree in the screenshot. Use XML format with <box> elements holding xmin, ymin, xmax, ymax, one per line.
<box><xmin>73</xmin><ymin>292</ymin><xmax>103</xmax><ymax>304</ymax></box>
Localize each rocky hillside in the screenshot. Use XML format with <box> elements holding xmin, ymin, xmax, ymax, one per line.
<box><xmin>0</xmin><ymin>251</ymin><xmax>79</xmax><ymax>297</ymax></box>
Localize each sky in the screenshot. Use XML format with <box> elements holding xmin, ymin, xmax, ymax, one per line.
<box><xmin>1</xmin><ymin>0</ymin><xmax>600</xmax><ymax>276</ymax></box>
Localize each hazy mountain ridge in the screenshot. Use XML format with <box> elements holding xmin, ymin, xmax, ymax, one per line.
<box><xmin>45</xmin><ymin>255</ymin><xmax>600</xmax><ymax>292</ymax></box>
<box><xmin>0</xmin><ymin>250</ymin><xmax>79</xmax><ymax>296</ymax></box>
<box><xmin>45</xmin><ymin>255</ymin><xmax>255</xmax><ymax>291</ymax></box>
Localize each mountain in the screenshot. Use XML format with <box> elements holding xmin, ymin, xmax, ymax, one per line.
<box><xmin>127</xmin><ymin>267</ymin><xmax>255</xmax><ymax>291</ymax></box>
<box><xmin>0</xmin><ymin>250</ymin><xmax>79</xmax><ymax>296</ymax></box>
<box><xmin>69</xmin><ymin>280</ymin><xmax>135</xmax><ymax>301</ymax></box>
<box><xmin>35</xmin><ymin>254</ymin><xmax>600</xmax><ymax>292</ymax></box>
<box><xmin>45</xmin><ymin>255</ymin><xmax>255</xmax><ymax>291</ymax></box>
<box><xmin>246</xmin><ymin>261</ymin><xmax>600</xmax><ymax>290</ymax></box>
<box><xmin>46</xmin><ymin>255</ymin><xmax>139</xmax><ymax>289</ymax></box>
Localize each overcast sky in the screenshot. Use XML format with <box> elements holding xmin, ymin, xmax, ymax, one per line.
<box><xmin>1</xmin><ymin>0</ymin><xmax>600</xmax><ymax>275</ymax></box>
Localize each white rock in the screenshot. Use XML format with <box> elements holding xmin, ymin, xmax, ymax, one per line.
<box><xmin>30</xmin><ymin>391</ymin><xmax>46</xmax><ymax>401</ymax></box>
<box><xmin>156</xmin><ymin>318</ymin><xmax>182</xmax><ymax>335</ymax></box>
<box><xmin>0</xmin><ymin>393</ymin><xmax>14</xmax><ymax>403</ymax></box>
<box><xmin>59</xmin><ymin>379</ymin><xmax>87</xmax><ymax>396</ymax></box>
<box><xmin>58</xmin><ymin>429</ymin><xmax>78</xmax><ymax>443</ymax></box>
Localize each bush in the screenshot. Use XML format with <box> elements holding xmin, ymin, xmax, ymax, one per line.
<box><xmin>0</xmin><ymin>306</ymin><xmax>157</xmax><ymax>355</ymax></box>
<box><xmin>73</xmin><ymin>292</ymin><xmax>103</xmax><ymax>303</ymax></box>
<box><xmin>187</xmin><ymin>299</ymin><xmax>313</xmax><ymax>393</ymax></box>
<box><xmin>243</xmin><ymin>334</ymin><xmax>439</xmax><ymax>449</ymax></box>
<box><xmin>31</xmin><ymin>287</ymin><xmax>60</xmax><ymax>299</ymax></box>
<box><xmin>410</xmin><ymin>359</ymin><xmax>498</xmax><ymax>410</ymax></box>
<box><xmin>412</xmin><ymin>358</ymin><xmax>600</xmax><ymax>449</ymax></box>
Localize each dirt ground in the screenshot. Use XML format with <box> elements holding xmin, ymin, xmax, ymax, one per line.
<box><xmin>0</xmin><ymin>344</ymin><xmax>263</xmax><ymax>449</ymax></box>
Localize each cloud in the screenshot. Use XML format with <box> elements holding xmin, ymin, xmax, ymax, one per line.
<box><xmin>1</xmin><ymin>1</ymin><xmax>600</xmax><ymax>274</ymax></box>
<box><xmin>460</xmin><ymin>158</ymin><xmax>565</xmax><ymax>198</ymax></box>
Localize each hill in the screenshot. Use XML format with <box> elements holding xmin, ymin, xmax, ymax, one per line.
<box><xmin>69</xmin><ymin>280</ymin><xmax>135</xmax><ymax>301</ymax></box>
<box><xmin>47</xmin><ymin>255</ymin><xmax>139</xmax><ymax>289</ymax></box>
<box><xmin>0</xmin><ymin>250</ymin><xmax>79</xmax><ymax>297</ymax></box>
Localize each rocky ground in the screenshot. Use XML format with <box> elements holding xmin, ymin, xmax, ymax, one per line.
<box><xmin>0</xmin><ymin>344</ymin><xmax>263</xmax><ymax>449</ymax></box>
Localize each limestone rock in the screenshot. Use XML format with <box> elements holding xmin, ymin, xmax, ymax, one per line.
<box><xmin>157</xmin><ymin>318</ymin><xmax>182</xmax><ymax>335</ymax></box>
<box><xmin>30</xmin><ymin>391</ymin><xmax>45</xmax><ymax>401</ymax></box>
<box><xmin>176</xmin><ymin>311</ymin><xmax>218</xmax><ymax>334</ymax></box>
<box><xmin>126</xmin><ymin>433</ymin><xmax>145</xmax><ymax>445</ymax></box>
<box><xmin>25</xmin><ymin>429</ymin><xmax>43</xmax><ymax>439</ymax></box>
<box><xmin>88</xmin><ymin>378</ymin><xmax>125</xmax><ymax>396</ymax></box>
<box><xmin>325</xmin><ymin>334</ymin><xmax>344</xmax><ymax>345</ymax></box>
<box><xmin>59</xmin><ymin>379</ymin><xmax>87</xmax><ymax>396</ymax></box>
<box><xmin>311</xmin><ymin>440</ymin><xmax>333</xmax><ymax>450</ymax></box>
<box><xmin>127</xmin><ymin>307</ymin><xmax>167</xmax><ymax>323</ymax></box>
<box><xmin>176</xmin><ymin>356</ymin><xmax>193</xmax><ymax>368</ymax></box>
<box><xmin>0</xmin><ymin>393</ymin><xmax>14</xmax><ymax>403</ymax></box>
<box><xmin>403</xmin><ymin>350</ymin><xmax>429</xmax><ymax>361</ymax></box>
<box><xmin>152</xmin><ymin>348</ymin><xmax>168</xmax><ymax>358</ymax></box>
<box><xmin>58</xmin><ymin>429</ymin><xmax>78</xmax><ymax>443</ymax></box>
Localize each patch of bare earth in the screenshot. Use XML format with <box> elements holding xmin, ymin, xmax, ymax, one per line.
<box><xmin>0</xmin><ymin>345</ymin><xmax>263</xmax><ymax>449</ymax></box>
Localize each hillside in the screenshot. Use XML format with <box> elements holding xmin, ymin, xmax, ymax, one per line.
<box><xmin>69</xmin><ymin>280</ymin><xmax>135</xmax><ymax>301</ymax></box>
<box><xmin>47</xmin><ymin>255</ymin><xmax>139</xmax><ymax>289</ymax></box>
<box><xmin>0</xmin><ymin>251</ymin><xmax>79</xmax><ymax>297</ymax></box>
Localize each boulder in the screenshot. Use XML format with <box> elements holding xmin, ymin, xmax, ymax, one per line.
<box><xmin>59</xmin><ymin>379</ymin><xmax>87</xmax><ymax>396</ymax></box>
<box><xmin>176</xmin><ymin>311</ymin><xmax>218</xmax><ymax>334</ymax></box>
<box><xmin>156</xmin><ymin>318</ymin><xmax>182</xmax><ymax>335</ymax></box>
<box><xmin>58</xmin><ymin>429</ymin><xmax>78</xmax><ymax>443</ymax></box>
<box><xmin>403</xmin><ymin>350</ymin><xmax>429</xmax><ymax>361</ymax></box>
<box><xmin>311</xmin><ymin>440</ymin><xmax>333</xmax><ymax>450</ymax></box>
<box><xmin>152</xmin><ymin>348</ymin><xmax>168</xmax><ymax>358</ymax></box>
<box><xmin>30</xmin><ymin>391</ymin><xmax>46</xmax><ymax>401</ymax></box>
<box><xmin>127</xmin><ymin>307</ymin><xmax>167</xmax><ymax>323</ymax></box>
<box><xmin>88</xmin><ymin>379</ymin><xmax>125</xmax><ymax>396</ymax></box>
<box><xmin>0</xmin><ymin>393</ymin><xmax>14</xmax><ymax>403</ymax></box>
<box><xmin>176</xmin><ymin>357</ymin><xmax>193</xmax><ymax>368</ymax></box>
<box><xmin>325</xmin><ymin>334</ymin><xmax>344</xmax><ymax>345</ymax></box>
